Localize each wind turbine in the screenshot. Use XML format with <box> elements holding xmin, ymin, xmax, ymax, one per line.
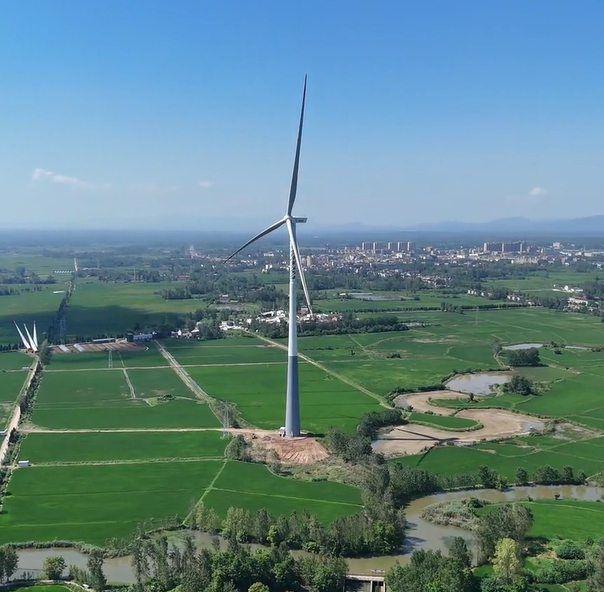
<box><xmin>225</xmin><ymin>77</ymin><xmax>312</xmax><ymax>438</ymax></box>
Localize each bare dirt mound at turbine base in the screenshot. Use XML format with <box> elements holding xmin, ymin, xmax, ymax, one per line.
<box><xmin>244</xmin><ymin>431</ymin><xmax>329</xmax><ymax>465</ymax></box>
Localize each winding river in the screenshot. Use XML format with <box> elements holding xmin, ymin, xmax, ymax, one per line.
<box><xmin>13</xmin><ymin>485</ymin><xmax>603</xmax><ymax>580</ymax></box>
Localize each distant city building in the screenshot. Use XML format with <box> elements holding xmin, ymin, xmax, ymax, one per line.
<box><xmin>407</xmin><ymin>241</ymin><xmax>416</xmax><ymax>253</ymax></box>
<box><xmin>361</xmin><ymin>242</ymin><xmax>372</xmax><ymax>251</ymax></box>
<box><xmin>502</xmin><ymin>242</ymin><xmax>524</xmax><ymax>253</ymax></box>
<box><xmin>306</xmin><ymin>255</ymin><xmax>313</xmax><ymax>268</ymax></box>
<box><xmin>483</xmin><ymin>242</ymin><xmax>500</xmax><ymax>253</ymax></box>
<box><xmin>387</xmin><ymin>242</ymin><xmax>395</xmax><ymax>251</ymax></box>
<box><xmin>396</xmin><ymin>241</ymin><xmax>405</xmax><ymax>252</ymax></box>
<box><xmin>372</xmin><ymin>242</ymin><xmax>382</xmax><ymax>252</ymax></box>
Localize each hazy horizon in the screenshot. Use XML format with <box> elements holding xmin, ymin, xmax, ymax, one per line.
<box><xmin>2</xmin><ymin>1</ymin><xmax>604</xmax><ymax>229</ymax></box>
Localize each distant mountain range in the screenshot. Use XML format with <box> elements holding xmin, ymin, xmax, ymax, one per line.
<box><xmin>1</xmin><ymin>215</ymin><xmax>603</xmax><ymax>242</ymax></box>
<box><xmin>306</xmin><ymin>215</ymin><xmax>604</xmax><ymax>237</ymax></box>
<box><xmin>403</xmin><ymin>215</ymin><xmax>604</xmax><ymax>235</ymax></box>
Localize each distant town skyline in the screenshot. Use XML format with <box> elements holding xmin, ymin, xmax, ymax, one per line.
<box><xmin>1</xmin><ymin>1</ymin><xmax>604</xmax><ymax>229</ymax></box>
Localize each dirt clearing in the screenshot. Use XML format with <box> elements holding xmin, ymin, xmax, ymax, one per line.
<box><xmin>378</xmin><ymin>391</ymin><xmax>545</xmax><ymax>457</ymax></box>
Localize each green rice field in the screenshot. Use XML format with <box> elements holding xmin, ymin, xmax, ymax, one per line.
<box><xmin>18</xmin><ymin>431</ymin><xmax>227</xmax><ymax>463</ymax></box>
<box><xmin>0</xmin><ymin>459</ymin><xmax>361</xmax><ymax>545</ymax></box>
<box><xmin>408</xmin><ymin>412</ymin><xmax>481</xmax><ymax>430</ymax></box>
<box><xmin>32</xmin><ymin>367</ymin><xmax>219</xmax><ymax>429</ymax></box>
<box><xmin>187</xmin><ymin>361</ymin><xmax>382</xmax><ymax>433</ymax></box>
<box><xmin>396</xmin><ymin>435</ymin><xmax>604</xmax><ymax>481</ymax></box>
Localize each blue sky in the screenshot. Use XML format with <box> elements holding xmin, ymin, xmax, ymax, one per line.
<box><xmin>1</xmin><ymin>1</ymin><xmax>603</xmax><ymax>229</ymax></box>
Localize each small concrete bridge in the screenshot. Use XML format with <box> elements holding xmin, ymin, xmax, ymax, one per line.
<box><xmin>345</xmin><ymin>573</ymin><xmax>386</xmax><ymax>592</ymax></box>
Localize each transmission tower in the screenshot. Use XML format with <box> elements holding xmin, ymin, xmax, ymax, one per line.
<box><xmin>221</xmin><ymin>403</ymin><xmax>230</xmax><ymax>439</ymax></box>
<box><xmin>108</xmin><ymin>350</ymin><xmax>113</xmax><ymax>369</ymax></box>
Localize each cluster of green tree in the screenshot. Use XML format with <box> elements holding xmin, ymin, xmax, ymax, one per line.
<box><xmin>160</xmin><ymin>273</ymin><xmax>289</xmax><ymax>309</ymax></box>
<box><xmin>529</xmin><ymin>294</ymin><xmax>568</xmax><ymax>310</ymax></box>
<box><xmin>65</xmin><ymin>548</ymin><xmax>106</xmax><ymax>591</ymax></box>
<box><xmin>579</xmin><ymin>278</ymin><xmax>604</xmax><ymax>301</ymax></box>
<box><xmin>0</xmin><ymin>343</ymin><xmax>21</xmax><ymax>352</ymax></box>
<box><xmin>507</xmin><ymin>348</ymin><xmax>541</xmax><ymax>367</ymax></box>
<box><xmin>251</xmin><ymin>313</ymin><xmax>409</xmax><ymax>339</ymax></box>
<box><xmin>17</xmin><ymin>362</ymin><xmax>42</xmax><ymax>417</ymax></box>
<box><xmin>478</xmin><ymin>463</ymin><xmax>585</xmax><ymax>490</ymax></box>
<box><xmin>193</xmin><ymin>502</ymin><xmax>404</xmax><ymax>558</ymax></box>
<box><xmin>386</xmin><ymin>542</ymin><xmax>477</xmax><ymax>592</ymax></box>
<box><xmin>129</xmin><ymin>533</ymin><xmax>347</xmax><ymax>592</ymax></box>
<box><xmin>0</xmin><ymin>287</ymin><xmax>18</xmax><ymax>295</ymax></box>
<box><xmin>0</xmin><ymin>545</ymin><xmax>19</xmax><ymax>582</ymax></box>
<box><xmin>43</xmin><ymin>555</ymin><xmax>67</xmax><ymax>579</ymax></box>
<box><xmin>357</xmin><ymin>409</ymin><xmax>406</xmax><ymax>440</ymax></box>
<box><xmin>516</xmin><ymin>464</ymin><xmax>586</xmax><ymax>486</ymax></box>
<box><xmin>0</xmin><ymin>266</ymin><xmax>57</xmax><ymax>285</ymax></box>
<box><xmin>503</xmin><ymin>375</ymin><xmax>534</xmax><ymax>395</ymax></box>
<box><xmin>91</xmin><ymin>269</ymin><xmax>166</xmax><ymax>282</ymax></box>
<box><xmin>475</xmin><ymin>504</ymin><xmax>533</xmax><ymax>563</ymax></box>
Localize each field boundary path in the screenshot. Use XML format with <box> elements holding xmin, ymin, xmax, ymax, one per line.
<box><xmin>0</xmin><ymin>359</ymin><xmax>38</xmax><ymax>465</ymax></box>
<box><xmin>155</xmin><ymin>341</ymin><xmax>216</xmax><ymax>405</ymax></box>
<box><xmin>122</xmin><ymin>368</ymin><xmax>136</xmax><ymax>399</ymax></box>
<box><xmin>250</xmin><ymin>332</ymin><xmax>388</xmax><ymax>407</ymax></box>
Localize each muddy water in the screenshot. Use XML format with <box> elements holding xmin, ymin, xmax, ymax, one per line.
<box><xmin>446</xmin><ymin>372</ymin><xmax>511</xmax><ymax>395</ymax></box>
<box><xmin>16</xmin><ymin>485</ymin><xmax>603</xmax><ymax>580</ymax></box>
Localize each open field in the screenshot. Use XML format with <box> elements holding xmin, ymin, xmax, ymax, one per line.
<box><xmin>31</xmin><ymin>368</ymin><xmax>219</xmax><ymax>429</ymax></box>
<box><xmin>0</xmin><ymin>370</ymin><xmax>28</xmax><ymax>427</ymax></box>
<box><xmin>525</xmin><ymin>499</ymin><xmax>604</xmax><ymax>541</ymax></box>
<box><xmin>297</xmin><ymin>308</ymin><xmax>604</xmax><ymax>397</ymax></box>
<box><xmin>0</xmin><ymin>288</ymin><xmax>66</xmax><ymax>346</ymax></box>
<box><xmin>47</xmin><ymin>346</ymin><xmax>168</xmax><ymax>370</ymax></box>
<box><xmin>313</xmin><ymin>292</ymin><xmax>496</xmax><ymax>312</ymax></box>
<box><xmin>18</xmin><ymin>431</ymin><xmax>228</xmax><ymax>463</ymax></box>
<box><xmin>0</xmin><ymin>459</ymin><xmax>361</xmax><ymax>545</ymax></box>
<box><xmin>166</xmin><ymin>337</ymin><xmax>287</xmax><ymax>366</ymax></box>
<box><xmin>0</xmin><ymin>352</ymin><xmax>33</xmax><ymax>371</ymax></box>
<box><xmin>0</xmin><ymin>461</ymin><xmax>222</xmax><ymax>544</ymax></box>
<box><xmin>127</xmin><ymin>367</ymin><xmax>200</xmax><ymax>400</ymax></box>
<box><xmin>0</xmin><ymin>371</ymin><xmax>29</xmax><ymax>403</ymax></box>
<box><xmin>67</xmin><ymin>279</ymin><xmax>209</xmax><ymax>337</ymax></box>
<box><xmin>187</xmin><ymin>361</ymin><xmax>382</xmax><ymax>433</ymax></box>
<box><xmin>396</xmin><ymin>437</ymin><xmax>604</xmax><ymax>481</ymax></box>
<box><xmin>407</xmin><ymin>412</ymin><xmax>480</xmax><ymax>430</ymax></box>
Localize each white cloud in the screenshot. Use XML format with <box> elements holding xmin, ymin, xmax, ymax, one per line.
<box><xmin>31</xmin><ymin>168</ymin><xmax>88</xmax><ymax>187</ymax></box>
<box><xmin>198</xmin><ymin>179</ymin><xmax>215</xmax><ymax>189</ymax></box>
<box><xmin>529</xmin><ymin>186</ymin><xmax>548</xmax><ymax>197</ymax></box>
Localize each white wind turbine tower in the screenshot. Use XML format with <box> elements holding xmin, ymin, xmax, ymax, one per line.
<box><xmin>225</xmin><ymin>77</ymin><xmax>312</xmax><ymax>437</ymax></box>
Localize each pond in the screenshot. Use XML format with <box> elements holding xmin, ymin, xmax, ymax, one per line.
<box><xmin>15</xmin><ymin>486</ymin><xmax>603</xmax><ymax>580</ymax></box>
<box><xmin>502</xmin><ymin>343</ymin><xmax>543</xmax><ymax>351</ymax></box>
<box><xmin>445</xmin><ymin>372</ymin><xmax>511</xmax><ymax>395</ymax></box>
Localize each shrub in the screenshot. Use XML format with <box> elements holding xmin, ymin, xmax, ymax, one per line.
<box><xmin>556</xmin><ymin>540</ymin><xmax>585</xmax><ymax>560</ymax></box>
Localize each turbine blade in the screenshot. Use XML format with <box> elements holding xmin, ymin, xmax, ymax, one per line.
<box><xmin>286</xmin><ymin>75</ymin><xmax>307</xmax><ymax>216</ymax></box>
<box><xmin>224</xmin><ymin>219</ymin><xmax>286</xmax><ymax>263</ymax></box>
<box><xmin>33</xmin><ymin>321</ymin><xmax>38</xmax><ymax>349</ymax></box>
<box><xmin>287</xmin><ymin>220</ymin><xmax>312</xmax><ymax>314</ymax></box>
<box><xmin>14</xmin><ymin>322</ymin><xmax>29</xmax><ymax>350</ymax></box>
<box><xmin>23</xmin><ymin>324</ymin><xmax>36</xmax><ymax>352</ymax></box>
